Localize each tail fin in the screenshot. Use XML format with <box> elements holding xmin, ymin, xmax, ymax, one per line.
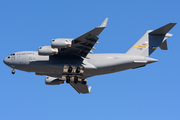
<box><xmin>126</xmin><ymin>23</ymin><xmax>176</xmax><ymax>56</ymax></box>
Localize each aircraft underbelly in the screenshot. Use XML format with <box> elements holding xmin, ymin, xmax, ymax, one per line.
<box><xmin>14</xmin><ymin>53</ymin><xmax>148</xmax><ymax>79</ymax></box>
<box><xmin>84</xmin><ymin>54</ymin><xmax>147</xmax><ymax>77</ymax></box>
<box><xmin>84</xmin><ymin>64</ymin><xmax>132</xmax><ymax>76</ymax></box>
<box><xmin>35</xmin><ymin>64</ymin><xmax>63</xmax><ymax>74</ymax></box>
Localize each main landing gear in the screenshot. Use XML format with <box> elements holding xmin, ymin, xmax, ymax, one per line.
<box><xmin>65</xmin><ymin>76</ymin><xmax>86</xmax><ymax>85</ymax></box>
<box><xmin>68</xmin><ymin>67</ymin><xmax>73</xmax><ymax>73</ymax></box>
<box><xmin>66</xmin><ymin>76</ymin><xmax>78</xmax><ymax>84</ymax></box>
<box><xmin>64</xmin><ymin>65</ymin><xmax>83</xmax><ymax>74</ymax></box>
<box><xmin>76</xmin><ymin>67</ymin><xmax>80</xmax><ymax>73</ymax></box>
<box><xmin>63</xmin><ymin>65</ymin><xmax>85</xmax><ymax>84</ymax></box>
<box><xmin>66</xmin><ymin>76</ymin><xmax>70</xmax><ymax>83</ymax></box>
<box><xmin>74</xmin><ymin>76</ymin><xmax>78</xmax><ymax>84</ymax></box>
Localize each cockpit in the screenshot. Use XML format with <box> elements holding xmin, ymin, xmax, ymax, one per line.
<box><xmin>3</xmin><ymin>51</ymin><xmax>36</xmax><ymax>74</ymax></box>
<box><xmin>7</xmin><ymin>53</ymin><xmax>15</xmax><ymax>59</ymax></box>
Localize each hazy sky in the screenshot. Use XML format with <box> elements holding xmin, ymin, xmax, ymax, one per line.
<box><xmin>1</xmin><ymin>0</ymin><xmax>180</xmax><ymax>120</ymax></box>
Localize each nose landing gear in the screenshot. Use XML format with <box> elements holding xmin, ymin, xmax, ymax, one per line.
<box><xmin>11</xmin><ymin>69</ymin><xmax>15</xmax><ymax>74</ymax></box>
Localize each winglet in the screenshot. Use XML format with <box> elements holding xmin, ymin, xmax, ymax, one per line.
<box><xmin>100</xmin><ymin>18</ymin><xmax>108</xmax><ymax>27</ymax></box>
<box><xmin>88</xmin><ymin>86</ymin><xmax>92</xmax><ymax>93</ymax></box>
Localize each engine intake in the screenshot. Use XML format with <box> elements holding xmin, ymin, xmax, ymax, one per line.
<box><xmin>51</xmin><ymin>38</ymin><xmax>72</xmax><ymax>48</ymax></box>
<box><xmin>45</xmin><ymin>76</ymin><xmax>64</xmax><ymax>85</ymax></box>
<box><xmin>38</xmin><ymin>46</ymin><xmax>58</xmax><ymax>55</ymax></box>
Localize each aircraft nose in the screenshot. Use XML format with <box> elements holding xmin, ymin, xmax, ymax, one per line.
<box><xmin>3</xmin><ymin>58</ymin><xmax>7</xmax><ymax>65</ymax></box>
<box><xmin>3</xmin><ymin>57</ymin><xmax>9</xmax><ymax>66</ymax></box>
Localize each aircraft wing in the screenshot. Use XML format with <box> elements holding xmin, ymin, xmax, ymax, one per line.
<box><xmin>60</xmin><ymin>18</ymin><xmax>108</xmax><ymax>58</ymax></box>
<box><xmin>69</xmin><ymin>81</ymin><xmax>92</xmax><ymax>94</ymax></box>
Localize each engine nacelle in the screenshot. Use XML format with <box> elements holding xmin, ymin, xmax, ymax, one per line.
<box><xmin>38</xmin><ymin>46</ymin><xmax>58</xmax><ymax>55</ymax></box>
<box><xmin>45</xmin><ymin>76</ymin><xmax>64</xmax><ymax>85</ymax></box>
<box><xmin>51</xmin><ymin>38</ymin><xmax>72</xmax><ymax>48</ymax></box>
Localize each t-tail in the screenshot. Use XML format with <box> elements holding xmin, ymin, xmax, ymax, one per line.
<box><xmin>126</xmin><ymin>23</ymin><xmax>177</xmax><ymax>56</ymax></box>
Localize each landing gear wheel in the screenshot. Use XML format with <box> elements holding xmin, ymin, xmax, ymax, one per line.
<box><xmin>12</xmin><ymin>70</ymin><xmax>15</xmax><ymax>74</ymax></box>
<box><xmin>66</xmin><ymin>76</ymin><xmax>70</xmax><ymax>83</ymax></box>
<box><xmin>76</xmin><ymin>67</ymin><xmax>80</xmax><ymax>73</ymax></box>
<box><xmin>74</xmin><ymin>76</ymin><xmax>78</xmax><ymax>84</ymax></box>
<box><xmin>82</xmin><ymin>80</ymin><xmax>87</xmax><ymax>85</ymax></box>
<box><xmin>68</xmin><ymin>67</ymin><xmax>73</xmax><ymax>73</ymax></box>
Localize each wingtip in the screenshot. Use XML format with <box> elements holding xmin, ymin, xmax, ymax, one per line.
<box><xmin>170</xmin><ymin>22</ymin><xmax>177</xmax><ymax>25</ymax></box>
<box><xmin>169</xmin><ymin>22</ymin><xmax>177</xmax><ymax>27</ymax></box>
<box><xmin>100</xmin><ymin>18</ymin><xmax>108</xmax><ymax>27</ymax></box>
<box><xmin>88</xmin><ymin>86</ymin><xmax>92</xmax><ymax>93</ymax></box>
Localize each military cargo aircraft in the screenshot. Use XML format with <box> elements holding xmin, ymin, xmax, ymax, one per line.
<box><xmin>3</xmin><ymin>18</ymin><xmax>176</xmax><ymax>94</ymax></box>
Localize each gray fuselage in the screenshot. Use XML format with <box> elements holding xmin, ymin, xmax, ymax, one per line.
<box><xmin>3</xmin><ymin>51</ymin><xmax>157</xmax><ymax>79</ymax></box>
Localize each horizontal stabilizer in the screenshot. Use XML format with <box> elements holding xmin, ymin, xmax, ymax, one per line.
<box><xmin>159</xmin><ymin>39</ymin><xmax>168</xmax><ymax>50</ymax></box>
<box><xmin>150</xmin><ymin>23</ymin><xmax>176</xmax><ymax>35</ymax></box>
<box><xmin>126</xmin><ymin>23</ymin><xmax>176</xmax><ymax>56</ymax></box>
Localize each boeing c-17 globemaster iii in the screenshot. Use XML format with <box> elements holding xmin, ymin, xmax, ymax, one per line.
<box><xmin>3</xmin><ymin>18</ymin><xmax>176</xmax><ymax>94</ymax></box>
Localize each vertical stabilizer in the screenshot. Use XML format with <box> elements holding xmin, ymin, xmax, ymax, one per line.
<box><xmin>126</xmin><ymin>23</ymin><xmax>176</xmax><ymax>56</ymax></box>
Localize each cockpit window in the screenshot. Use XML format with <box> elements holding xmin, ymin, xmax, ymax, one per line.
<box><xmin>10</xmin><ymin>53</ymin><xmax>15</xmax><ymax>56</ymax></box>
<box><xmin>8</xmin><ymin>56</ymin><xmax>10</xmax><ymax>59</ymax></box>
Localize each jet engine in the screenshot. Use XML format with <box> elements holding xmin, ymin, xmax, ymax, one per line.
<box><xmin>45</xmin><ymin>76</ymin><xmax>64</xmax><ymax>85</ymax></box>
<box><xmin>38</xmin><ymin>46</ymin><xmax>58</xmax><ymax>55</ymax></box>
<box><xmin>51</xmin><ymin>38</ymin><xmax>72</xmax><ymax>48</ymax></box>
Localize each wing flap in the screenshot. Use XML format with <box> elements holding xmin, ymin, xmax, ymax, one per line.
<box><xmin>71</xmin><ymin>27</ymin><xmax>105</xmax><ymax>57</ymax></box>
